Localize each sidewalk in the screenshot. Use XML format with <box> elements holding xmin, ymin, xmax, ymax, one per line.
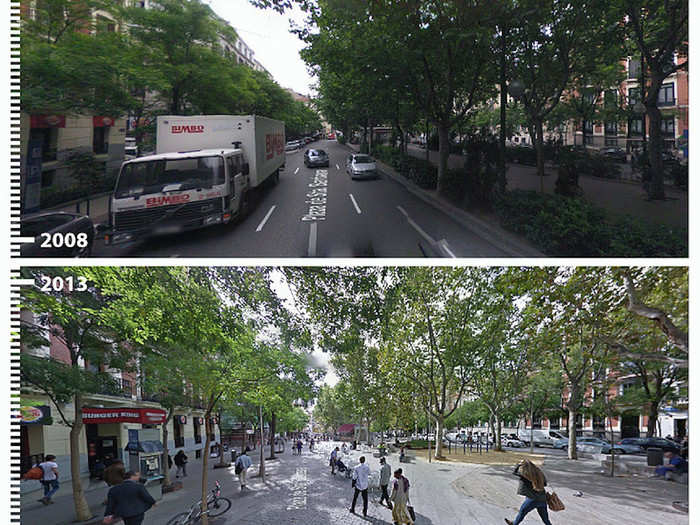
<box><xmin>406</xmin><ymin>144</ymin><xmax>688</xmax><ymax>229</ymax></box>
<box><xmin>51</xmin><ymin>192</ymin><xmax>111</xmax><ymax>225</ymax></box>
<box><xmin>20</xmin><ymin>446</ymin><xmax>276</xmax><ymax>525</ymax></box>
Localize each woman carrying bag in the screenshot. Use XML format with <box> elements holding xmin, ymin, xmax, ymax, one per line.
<box><xmin>505</xmin><ymin>459</ymin><xmax>562</xmax><ymax>525</ymax></box>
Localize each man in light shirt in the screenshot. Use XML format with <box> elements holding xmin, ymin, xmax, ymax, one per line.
<box><xmin>350</xmin><ymin>456</ymin><xmax>370</xmax><ymax>517</ymax></box>
<box><xmin>38</xmin><ymin>455</ymin><xmax>59</xmax><ymax>505</ymax></box>
<box><xmin>234</xmin><ymin>447</ymin><xmax>253</xmax><ymax>490</ymax></box>
<box><xmin>379</xmin><ymin>457</ymin><xmax>393</xmax><ymax>509</ymax></box>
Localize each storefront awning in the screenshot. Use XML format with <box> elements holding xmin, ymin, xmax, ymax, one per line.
<box><xmin>82</xmin><ymin>407</ymin><xmax>167</xmax><ymax>424</ymax></box>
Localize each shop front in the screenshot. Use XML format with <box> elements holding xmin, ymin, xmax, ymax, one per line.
<box><xmin>82</xmin><ymin>407</ymin><xmax>167</xmax><ymax>479</ymax></box>
<box><xmin>19</xmin><ymin>405</ymin><xmax>52</xmax><ymax>476</ymax></box>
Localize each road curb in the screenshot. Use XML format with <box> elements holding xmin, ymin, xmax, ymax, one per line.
<box><xmin>344</xmin><ymin>144</ymin><xmax>545</xmax><ymax>257</ymax></box>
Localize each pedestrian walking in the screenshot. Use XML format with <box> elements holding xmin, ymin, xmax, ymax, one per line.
<box><xmin>235</xmin><ymin>447</ymin><xmax>252</xmax><ymax>490</ymax></box>
<box><xmin>103</xmin><ymin>471</ymin><xmax>156</xmax><ymax>525</ymax></box>
<box><xmin>505</xmin><ymin>459</ymin><xmax>553</xmax><ymax>525</ymax></box>
<box><xmin>37</xmin><ymin>455</ymin><xmax>60</xmax><ymax>505</ymax></box>
<box><xmin>174</xmin><ymin>450</ymin><xmax>188</xmax><ymax>478</ymax></box>
<box><xmin>349</xmin><ymin>456</ymin><xmax>370</xmax><ymax>518</ymax></box>
<box><xmin>330</xmin><ymin>447</ymin><xmax>339</xmax><ymax>475</ymax></box>
<box><xmin>310</xmin><ymin>438</ymin><xmax>315</xmax><ymax>452</ymax></box>
<box><xmin>390</xmin><ymin>468</ymin><xmax>413</xmax><ymax>524</ymax></box>
<box><xmin>102</xmin><ymin>459</ymin><xmax>126</xmax><ymax>505</ymax></box>
<box><xmin>379</xmin><ymin>457</ymin><xmax>393</xmax><ymax>509</ymax></box>
<box><xmin>296</xmin><ymin>440</ymin><xmax>303</xmax><ymax>455</ymax></box>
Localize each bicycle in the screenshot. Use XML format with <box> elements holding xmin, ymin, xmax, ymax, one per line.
<box><xmin>166</xmin><ymin>481</ymin><xmax>232</xmax><ymax>524</ymax></box>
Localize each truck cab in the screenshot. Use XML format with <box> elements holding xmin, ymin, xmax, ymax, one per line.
<box><xmin>106</xmin><ymin>148</ymin><xmax>248</xmax><ymax>245</ymax></box>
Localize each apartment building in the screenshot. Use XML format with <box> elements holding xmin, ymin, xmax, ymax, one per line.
<box><xmin>19</xmin><ymin>311</ymin><xmax>220</xmax><ymax>496</ymax></box>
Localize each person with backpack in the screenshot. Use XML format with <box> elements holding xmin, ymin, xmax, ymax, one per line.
<box><xmin>235</xmin><ymin>447</ymin><xmax>252</xmax><ymax>490</ymax></box>
<box><xmin>505</xmin><ymin>459</ymin><xmax>553</xmax><ymax>525</ymax></box>
<box><xmin>37</xmin><ymin>455</ymin><xmax>60</xmax><ymax>505</ymax></box>
<box><xmin>174</xmin><ymin>450</ymin><xmax>188</xmax><ymax>478</ymax></box>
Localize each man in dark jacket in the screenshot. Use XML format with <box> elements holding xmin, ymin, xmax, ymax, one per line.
<box><xmin>103</xmin><ymin>471</ymin><xmax>156</xmax><ymax>525</ymax></box>
<box><xmin>102</xmin><ymin>459</ymin><xmax>125</xmax><ymax>504</ymax></box>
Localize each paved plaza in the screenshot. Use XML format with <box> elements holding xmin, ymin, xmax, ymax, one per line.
<box><xmin>21</xmin><ymin>441</ymin><xmax>689</xmax><ymax>524</ymax></box>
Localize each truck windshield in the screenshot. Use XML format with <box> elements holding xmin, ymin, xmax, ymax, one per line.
<box><xmin>115</xmin><ymin>156</ymin><xmax>225</xmax><ymax>198</ymax></box>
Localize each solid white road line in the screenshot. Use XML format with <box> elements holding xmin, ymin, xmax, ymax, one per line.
<box><xmin>397</xmin><ymin>205</ymin><xmax>436</xmax><ymax>245</ymax></box>
<box><xmin>294</xmin><ymin>167</ymin><xmax>300</xmax><ymax>174</ymax></box>
<box><xmin>349</xmin><ymin>194</ymin><xmax>362</xmax><ymax>214</ymax></box>
<box><xmin>308</xmin><ymin>221</ymin><xmax>318</xmax><ymax>257</ymax></box>
<box><xmin>256</xmin><ymin>205</ymin><xmax>277</xmax><ymax>232</ymax></box>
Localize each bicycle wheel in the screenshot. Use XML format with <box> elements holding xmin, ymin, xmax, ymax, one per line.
<box><xmin>166</xmin><ymin>512</ymin><xmax>195</xmax><ymax>525</ymax></box>
<box><xmin>207</xmin><ymin>496</ymin><xmax>232</xmax><ymax>517</ymax></box>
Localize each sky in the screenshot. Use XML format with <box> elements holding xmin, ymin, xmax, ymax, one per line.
<box><xmin>205</xmin><ymin>0</ymin><xmax>316</xmax><ymax>96</ymax></box>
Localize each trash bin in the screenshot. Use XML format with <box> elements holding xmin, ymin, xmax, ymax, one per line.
<box><xmin>647</xmin><ymin>447</ymin><xmax>663</xmax><ymax>466</ymax></box>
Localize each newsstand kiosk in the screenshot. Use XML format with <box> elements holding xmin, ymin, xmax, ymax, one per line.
<box><xmin>126</xmin><ymin>428</ymin><xmax>165</xmax><ymax>501</ymax></box>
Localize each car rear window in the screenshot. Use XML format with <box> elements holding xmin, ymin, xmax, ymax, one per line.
<box><xmin>354</xmin><ymin>155</ymin><xmax>373</xmax><ymax>163</ymax></box>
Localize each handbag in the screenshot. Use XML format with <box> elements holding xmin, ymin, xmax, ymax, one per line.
<box><xmin>23</xmin><ymin>466</ymin><xmax>43</xmax><ymax>480</ymax></box>
<box><xmin>546</xmin><ymin>491</ymin><xmax>565</xmax><ymax>511</ymax></box>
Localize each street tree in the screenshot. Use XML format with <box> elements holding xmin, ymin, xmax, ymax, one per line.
<box><xmin>618</xmin><ymin>0</ymin><xmax>688</xmax><ymax>200</ymax></box>
<box><xmin>19</xmin><ymin>268</ymin><xmax>137</xmax><ymax>522</ymax></box>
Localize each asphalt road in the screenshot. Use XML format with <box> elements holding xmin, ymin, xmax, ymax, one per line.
<box><xmin>91</xmin><ymin>140</ymin><xmax>510</xmax><ymax>258</ymax></box>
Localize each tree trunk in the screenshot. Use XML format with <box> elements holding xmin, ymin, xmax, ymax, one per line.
<box><xmin>567</xmin><ymin>408</ymin><xmax>578</xmax><ymax>460</ymax></box>
<box><xmin>434</xmin><ymin>413</ymin><xmax>445</xmax><ymax>458</ymax></box>
<box><xmin>647</xmin><ymin>404</ymin><xmax>659</xmax><ymax>437</ymax></box>
<box><xmin>268</xmin><ymin>412</ymin><xmax>277</xmax><ymax>460</ymax></box>
<box><xmin>535</xmin><ymin>118</ymin><xmax>545</xmax><ymax>191</ymax></box>
<box><xmin>162</xmin><ymin>408</ymin><xmax>174</xmax><ymax>486</ymax></box>
<box><xmin>70</xmin><ymin>393</ymin><xmax>92</xmax><ymax>521</ymax></box>
<box><xmin>425</xmin><ymin>120</ymin><xmax>430</xmax><ymax>161</ymax></box>
<box><xmin>645</xmin><ymin>92</ymin><xmax>666</xmax><ymax>200</ymax></box>
<box><xmin>529</xmin><ymin>398</ymin><xmax>534</xmax><ymax>454</ymax></box>
<box><xmin>498</xmin><ymin>24</ymin><xmax>508</xmax><ymax>193</ymax></box>
<box><xmin>217</xmin><ymin>418</ymin><xmax>228</xmax><ymax>466</ymax></box>
<box><xmin>200</xmin><ymin>411</ymin><xmax>213</xmax><ymax>525</ymax></box>
<box><xmin>258</xmin><ymin>406</ymin><xmax>265</xmax><ymax>480</ymax></box>
<box><xmin>240</xmin><ymin>424</ymin><xmax>246</xmax><ymax>457</ymax></box>
<box><xmin>496</xmin><ymin>416</ymin><xmax>503</xmax><ymax>452</ymax></box>
<box><xmin>436</xmin><ymin>122</ymin><xmax>450</xmax><ymax>194</ymax></box>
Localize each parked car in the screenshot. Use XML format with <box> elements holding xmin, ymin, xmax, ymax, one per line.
<box><xmin>20</xmin><ymin>211</ymin><xmax>95</xmax><ymax>257</ymax></box>
<box><xmin>503</xmin><ymin>437</ymin><xmax>526</xmax><ymax>448</ymax></box>
<box><xmin>304</xmin><ymin>149</ymin><xmax>330</xmax><ymax>168</ymax></box>
<box><xmin>328</xmin><ymin>132</ymin><xmax>336</xmax><ymax>140</ymax></box>
<box><xmin>618</xmin><ymin>437</ymin><xmax>680</xmax><ymax>453</ymax></box>
<box><xmin>599</xmin><ymin>146</ymin><xmax>627</xmax><ymax>163</ymax></box>
<box><xmin>553</xmin><ymin>438</ymin><xmax>569</xmax><ymax>450</ymax></box>
<box><xmin>346</xmin><ymin>154</ymin><xmax>378</xmax><ymax>179</ymax></box>
<box><xmin>575</xmin><ymin>437</ymin><xmax>632</xmax><ymax>455</ymax></box>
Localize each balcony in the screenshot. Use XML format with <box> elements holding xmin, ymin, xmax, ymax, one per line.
<box><xmin>98</xmin><ymin>377</ymin><xmax>134</xmax><ymax>398</ymax></box>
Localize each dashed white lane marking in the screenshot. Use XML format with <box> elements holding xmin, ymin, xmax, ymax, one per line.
<box><xmin>308</xmin><ymin>221</ymin><xmax>318</xmax><ymax>257</ymax></box>
<box><xmin>294</xmin><ymin>167</ymin><xmax>300</xmax><ymax>174</ymax></box>
<box><xmin>349</xmin><ymin>194</ymin><xmax>362</xmax><ymax>214</ymax></box>
<box><xmin>256</xmin><ymin>205</ymin><xmax>277</xmax><ymax>232</ymax></box>
<box><xmin>397</xmin><ymin>205</ymin><xmax>435</xmax><ymax>244</ymax></box>
<box><xmin>336</xmin><ymin>164</ymin><xmax>340</xmax><ymax>170</ymax></box>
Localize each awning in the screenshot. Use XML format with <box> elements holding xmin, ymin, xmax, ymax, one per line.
<box><xmin>93</xmin><ymin>116</ymin><xmax>116</xmax><ymax>127</ymax></box>
<box><xmin>337</xmin><ymin>423</ymin><xmax>357</xmax><ymax>434</ymax></box>
<box><xmin>30</xmin><ymin>115</ymin><xmax>66</xmax><ymax>128</ymax></box>
<box><xmin>82</xmin><ymin>407</ymin><xmax>167</xmax><ymax>424</ymax></box>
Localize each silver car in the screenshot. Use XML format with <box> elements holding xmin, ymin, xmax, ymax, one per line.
<box><xmin>346</xmin><ymin>154</ymin><xmax>378</xmax><ymax>179</ymax></box>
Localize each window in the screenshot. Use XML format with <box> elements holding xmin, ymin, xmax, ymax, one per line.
<box><xmin>593</xmin><ymin>416</ymin><xmax>606</xmax><ymax>430</ymax></box>
<box><xmin>658</xmin><ymin>83</ymin><xmax>675</xmax><ymax>106</ymax></box>
<box><xmin>575</xmin><ymin>414</ymin><xmax>583</xmax><ymax>429</ymax></box>
<box><xmin>93</xmin><ymin>126</ymin><xmax>110</xmax><ymax>155</ymax></box>
<box><xmin>661</xmin><ymin>118</ymin><xmax>675</xmax><ymax>136</ymax></box>
<box><xmin>629</xmin><ymin>118</ymin><xmax>643</xmax><ymax>136</ymax></box>
<box><xmin>604</xmin><ymin>122</ymin><xmax>617</xmax><ymax>135</ymax></box>
<box><xmin>605</xmin><ymin>90</ymin><xmax>618</xmax><ymax>109</ymax></box>
<box><xmin>173</xmin><ymin>417</ymin><xmax>185</xmax><ymax>448</ymax></box>
<box><xmin>549</xmin><ymin>418</ymin><xmax>560</xmax><ymax>430</ymax></box>
<box><xmin>227</xmin><ymin>155</ymin><xmax>241</xmax><ymax>177</ymax></box>
<box><xmin>628</xmin><ymin>58</ymin><xmax>641</xmax><ymax>79</ymax></box>
<box><xmin>41</xmin><ymin>169</ymin><xmax>55</xmax><ymax>188</ymax></box>
<box><xmin>628</xmin><ymin>87</ymin><xmax>641</xmax><ymax>108</ymax></box>
<box><xmin>584</xmin><ymin>121</ymin><xmax>594</xmax><ymax>134</ymax></box>
<box><xmin>532</xmin><ymin>416</ymin><xmax>542</xmax><ymax>429</ymax></box>
<box><xmin>194</xmin><ymin>418</ymin><xmax>202</xmax><ymax>444</ymax></box>
<box><xmin>29</xmin><ymin>127</ymin><xmax>58</xmax><ymax>162</ymax></box>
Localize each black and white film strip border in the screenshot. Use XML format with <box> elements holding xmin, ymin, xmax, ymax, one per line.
<box><xmin>10</xmin><ymin>0</ymin><xmax>21</xmax><ymax>263</ymax></box>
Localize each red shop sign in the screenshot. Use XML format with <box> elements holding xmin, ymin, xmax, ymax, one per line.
<box><xmin>30</xmin><ymin>114</ymin><xmax>66</xmax><ymax>129</ymax></box>
<box><xmin>82</xmin><ymin>407</ymin><xmax>167</xmax><ymax>424</ymax></box>
<box><xmin>177</xmin><ymin>415</ymin><xmax>187</xmax><ymax>425</ymax></box>
<box><xmin>93</xmin><ymin>116</ymin><xmax>115</xmax><ymax>127</ymax></box>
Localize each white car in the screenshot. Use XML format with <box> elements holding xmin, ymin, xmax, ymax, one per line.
<box><xmin>504</xmin><ymin>437</ymin><xmax>526</xmax><ymax>448</ymax></box>
<box><xmin>346</xmin><ymin>154</ymin><xmax>378</xmax><ymax>179</ymax></box>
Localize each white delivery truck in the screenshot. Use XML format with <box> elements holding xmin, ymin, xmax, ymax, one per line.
<box><xmin>105</xmin><ymin>115</ymin><xmax>285</xmax><ymax>244</ymax></box>
<box><xmin>517</xmin><ymin>428</ymin><xmax>567</xmax><ymax>447</ymax></box>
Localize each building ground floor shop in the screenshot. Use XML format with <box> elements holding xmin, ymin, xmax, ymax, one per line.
<box><xmin>19</xmin><ymin>394</ymin><xmax>220</xmax><ymax>496</ymax></box>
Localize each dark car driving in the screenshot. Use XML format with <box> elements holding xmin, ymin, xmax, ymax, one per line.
<box><xmin>304</xmin><ymin>149</ymin><xmax>330</xmax><ymax>168</ymax></box>
<box><xmin>20</xmin><ymin>211</ymin><xmax>95</xmax><ymax>257</ymax></box>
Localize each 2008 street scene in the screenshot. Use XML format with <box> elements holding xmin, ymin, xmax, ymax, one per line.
<box><xmin>17</xmin><ymin>1</ymin><xmax>688</xmax><ymax>258</ymax></box>
<box><xmin>18</xmin><ymin>267</ymin><xmax>688</xmax><ymax>524</ymax></box>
